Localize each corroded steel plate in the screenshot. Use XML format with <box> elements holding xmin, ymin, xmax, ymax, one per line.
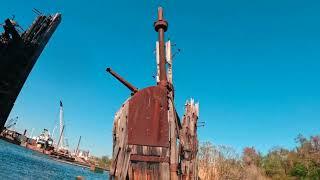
<box><xmin>128</xmin><ymin>86</ymin><xmax>169</xmax><ymax>147</ymax></box>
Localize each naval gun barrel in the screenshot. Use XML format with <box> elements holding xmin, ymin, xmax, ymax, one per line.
<box><xmin>106</xmin><ymin>68</ymin><xmax>138</xmax><ymax>94</ymax></box>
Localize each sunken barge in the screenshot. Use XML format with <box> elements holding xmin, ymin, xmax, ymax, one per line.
<box><xmin>0</xmin><ymin>12</ymin><xmax>61</xmax><ymax>130</ymax></box>
<box><xmin>107</xmin><ymin>7</ymin><xmax>199</xmax><ymax>180</ymax></box>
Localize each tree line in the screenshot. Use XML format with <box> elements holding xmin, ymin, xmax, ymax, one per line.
<box><xmin>198</xmin><ymin>134</ymin><xmax>320</xmax><ymax>180</ymax></box>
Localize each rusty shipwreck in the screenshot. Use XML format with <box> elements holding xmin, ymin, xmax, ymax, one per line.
<box><xmin>107</xmin><ymin>7</ymin><xmax>199</xmax><ymax>180</ymax></box>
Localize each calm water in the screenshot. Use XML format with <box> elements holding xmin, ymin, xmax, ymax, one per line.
<box><xmin>0</xmin><ymin>139</ymin><xmax>109</xmax><ymax>179</ymax></box>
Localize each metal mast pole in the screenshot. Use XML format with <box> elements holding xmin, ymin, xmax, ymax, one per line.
<box><xmin>56</xmin><ymin>125</ymin><xmax>65</xmax><ymax>150</ymax></box>
<box><xmin>59</xmin><ymin>101</ymin><xmax>64</xmax><ymax>149</ymax></box>
<box><xmin>76</xmin><ymin>136</ymin><xmax>81</xmax><ymax>155</ymax></box>
<box><xmin>154</xmin><ymin>7</ymin><xmax>168</xmax><ymax>86</ymax></box>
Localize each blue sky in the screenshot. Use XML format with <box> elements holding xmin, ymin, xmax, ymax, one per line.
<box><xmin>2</xmin><ymin>0</ymin><xmax>320</xmax><ymax>157</ymax></box>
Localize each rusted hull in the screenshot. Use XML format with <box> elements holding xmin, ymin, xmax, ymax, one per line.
<box><xmin>128</xmin><ymin>86</ymin><xmax>169</xmax><ymax>147</ymax></box>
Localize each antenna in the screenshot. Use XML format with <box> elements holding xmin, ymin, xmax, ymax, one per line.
<box><xmin>172</xmin><ymin>48</ymin><xmax>181</xmax><ymax>59</ymax></box>
<box><xmin>32</xmin><ymin>8</ymin><xmax>43</xmax><ymax>16</ymax></box>
<box><xmin>5</xmin><ymin>116</ymin><xmax>18</xmax><ymax>129</ymax></box>
<box><xmin>168</xmin><ymin>41</ymin><xmax>181</xmax><ymax>59</ymax></box>
<box><xmin>198</xmin><ymin>121</ymin><xmax>205</xmax><ymax>128</ymax></box>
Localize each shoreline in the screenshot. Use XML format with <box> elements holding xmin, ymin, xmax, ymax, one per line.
<box><xmin>48</xmin><ymin>156</ymin><xmax>90</xmax><ymax>169</ymax></box>
<box><xmin>0</xmin><ymin>139</ymin><xmax>108</xmax><ymax>179</ymax></box>
<box><xmin>0</xmin><ymin>138</ymin><xmax>109</xmax><ymax>172</ymax></box>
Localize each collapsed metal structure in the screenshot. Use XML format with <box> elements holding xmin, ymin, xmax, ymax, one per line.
<box><xmin>107</xmin><ymin>7</ymin><xmax>199</xmax><ymax>179</ymax></box>
<box><xmin>0</xmin><ymin>13</ymin><xmax>61</xmax><ymax>130</ymax></box>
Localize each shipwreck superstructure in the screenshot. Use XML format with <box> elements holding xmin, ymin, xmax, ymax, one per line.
<box><xmin>107</xmin><ymin>7</ymin><xmax>199</xmax><ymax>179</ymax></box>
<box><xmin>0</xmin><ymin>12</ymin><xmax>61</xmax><ymax>130</ymax></box>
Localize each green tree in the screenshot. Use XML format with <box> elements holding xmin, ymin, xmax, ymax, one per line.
<box><xmin>262</xmin><ymin>147</ymin><xmax>289</xmax><ymax>179</ymax></box>
<box><xmin>97</xmin><ymin>155</ymin><xmax>112</xmax><ymax>168</ymax></box>
<box><xmin>290</xmin><ymin>163</ymin><xmax>307</xmax><ymax>178</ymax></box>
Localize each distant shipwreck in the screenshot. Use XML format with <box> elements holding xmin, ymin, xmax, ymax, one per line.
<box><xmin>0</xmin><ymin>12</ymin><xmax>61</xmax><ymax>130</ymax></box>
<box><xmin>107</xmin><ymin>7</ymin><xmax>199</xmax><ymax>179</ymax></box>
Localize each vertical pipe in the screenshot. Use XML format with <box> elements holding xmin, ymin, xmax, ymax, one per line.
<box><xmin>158</xmin><ymin>7</ymin><xmax>164</xmax><ymax>20</ymax></box>
<box><xmin>154</xmin><ymin>7</ymin><xmax>168</xmax><ymax>86</ymax></box>
<box><xmin>159</xmin><ymin>28</ymin><xmax>166</xmax><ymax>83</ymax></box>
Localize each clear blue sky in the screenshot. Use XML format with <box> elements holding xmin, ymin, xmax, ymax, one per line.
<box><xmin>2</xmin><ymin>0</ymin><xmax>320</xmax><ymax>157</ymax></box>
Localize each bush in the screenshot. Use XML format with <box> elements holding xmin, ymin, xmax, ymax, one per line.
<box><xmin>290</xmin><ymin>163</ymin><xmax>307</xmax><ymax>178</ymax></box>
<box><xmin>198</xmin><ymin>134</ymin><xmax>320</xmax><ymax>180</ymax></box>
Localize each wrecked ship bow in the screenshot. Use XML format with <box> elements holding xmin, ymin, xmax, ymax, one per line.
<box><xmin>107</xmin><ymin>7</ymin><xmax>199</xmax><ymax>180</ymax></box>
<box><xmin>0</xmin><ymin>12</ymin><xmax>61</xmax><ymax>130</ymax></box>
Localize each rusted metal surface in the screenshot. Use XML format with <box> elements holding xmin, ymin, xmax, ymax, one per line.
<box><xmin>0</xmin><ymin>13</ymin><xmax>61</xmax><ymax>130</ymax></box>
<box><xmin>106</xmin><ymin>68</ymin><xmax>138</xmax><ymax>94</ymax></box>
<box><xmin>128</xmin><ymin>86</ymin><xmax>169</xmax><ymax>147</ymax></box>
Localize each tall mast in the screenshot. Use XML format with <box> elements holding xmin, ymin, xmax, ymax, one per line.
<box><xmin>76</xmin><ymin>136</ymin><xmax>81</xmax><ymax>154</ymax></box>
<box><xmin>57</xmin><ymin>125</ymin><xmax>65</xmax><ymax>150</ymax></box>
<box><xmin>59</xmin><ymin>100</ymin><xmax>64</xmax><ymax>149</ymax></box>
<box><xmin>154</xmin><ymin>7</ymin><xmax>168</xmax><ymax>86</ymax></box>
